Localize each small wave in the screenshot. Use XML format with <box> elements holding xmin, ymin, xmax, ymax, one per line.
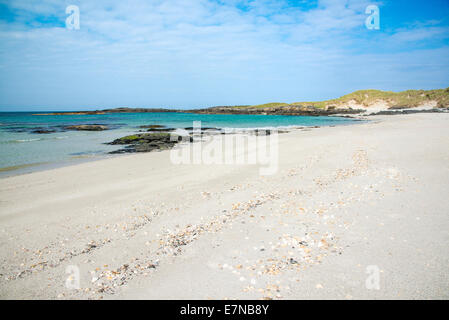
<box><xmin>70</xmin><ymin>150</ymin><xmax>103</xmax><ymax>156</ymax></box>
<box><xmin>11</xmin><ymin>138</ymin><xmax>42</xmax><ymax>143</ymax></box>
<box><xmin>219</xmin><ymin>126</ymin><xmax>289</xmax><ymax>132</ymax></box>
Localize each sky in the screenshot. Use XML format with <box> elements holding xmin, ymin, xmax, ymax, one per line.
<box><xmin>0</xmin><ymin>0</ymin><xmax>449</xmax><ymax>111</ymax></box>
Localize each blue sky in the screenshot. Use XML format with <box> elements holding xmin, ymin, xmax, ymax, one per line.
<box><xmin>0</xmin><ymin>0</ymin><xmax>449</xmax><ymax>111</ymax></box>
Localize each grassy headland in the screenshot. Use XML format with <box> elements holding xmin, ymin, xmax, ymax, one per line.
<box><xmin>33</xmin><ymin>87</ymin><xmax>449</xmax><ymax>116</ymax></box>
<box><xmin>291</xmin><ymin>88</ymin><xmax>449</xmax><ymax>109</ymax></box>
<box><xmin>195</xmin><ymin>87</ymin><xmax>449</xmax><ymax>115</ymax></box>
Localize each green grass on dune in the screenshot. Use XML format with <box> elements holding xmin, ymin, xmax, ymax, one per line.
<box><xmin>305</xmin><ymin>88</ymin><xmax>449</xmax><ymax>109</ymax></box>
<box><xmin>227</xmin><ymin>102</ymin><xmax>289</xmax><ymax>109</ymax></box>
<box><xmin>241</xmin><ymin>88</ymin><xmax>449</xmax><ymax>110</ymax></box>
<box><xmin>249</xmin><ymin>102</ymin><xmax>289</xmax><ymax>108</ymax></box>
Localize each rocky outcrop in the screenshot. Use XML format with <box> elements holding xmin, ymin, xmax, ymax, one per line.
<box><xmin>33</xmin><ymin>106</ymin><xmax>363</xmax><ymax>117</ymax></box>
<box><xmin>368</xmin><ymin>108</ymin><xmax>448</xmax><ymax>116</ymax></box>
<box><xmin>35</xmin><ymin>108</ymin><xmax>179</xmax><ymax>116</ymax></box>
<box><xmin>108</xmin><ymin>132</ymin><xmax>192</xmax><ymax>154</ymax></box>
<box><xmin>107</xmin><ymin>127</ymin><xmax>291</xmax><ymax>154</ymax></box>
<box><xmin>31</xmin><ymin>128</ymin><xmax>57</xmax><ymax>134</ymax></box>
<box><xmin>31</xmin><ymin>88</ymin><xmax>449</xmax><ymax>117</ymax></box>
<box><xmin>32</xmin><ymin>112</ymin><xmax>107</xmax><ymax>116</ymax></box>
<box><xmin>137</xmin><ymin>125</ymin><xmax>176</xmax><ymax>132</ymax></box>
<box><xmin>189</xmin><ymin>105</ymin><xmax>364</xmax><ymax>116</ymax></box>
<box><xmin>146</xmin><ymin>127</ymin><xmax>176</xmax><ymax>132</ymax></box>
<box><xmin>65</xmin><ymin>124</ymin><xmax>109</xmax><ymax>131</ymax></box>
<box><xmin>102</xmin><ymin>108</ymin><xmax>178</xmax><ymax>113</ymax></box>
<box><xmin>139</xmin><ymin>124</ymin><xmax>166</xmax><ymax>129</ymax></box>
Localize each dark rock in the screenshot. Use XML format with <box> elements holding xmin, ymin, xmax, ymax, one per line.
<box><xmin>139</xmin><ymin>124</ymin><xmax>166</xmax><ymax>129</ymax></box>
<box><xmin>190</xmin><ymin>106</ymin><xmax>365</xmax><ymax>116</ymax></box>
<box><xmin>31</xmin><ymin>128</ymin><xmax>57</xmax><ymax>134</ymax></box>
<box><xmin>108</xmin><ymin>132</ymin><xmax>192</xmax><ymax>154</ymax></box>
<box><xmin>369</xmin><ymin>108</ymin><xmax>445</xmax><ymax>116</ymax></box>
<box><xmin>65</xmin><ymin>124</ymin><xmax>109</xmax><ymax>131</ymax></box>
<box><xmin>109</xmin><ymin>134</ymin><xmax>142</xmax><ymax>145</ymax></box>
<box><xmin>184</xmin><ymin>127</ymin><xmax>220</xmax><ymax>131</ymax></box>
<box><xmin>146</xmin><ymin>127</ymin><xmax>176</xmax><ymax>132</ymax></box>
<box><xmin>35</xmin><ymin>108</ymin><xmax>180</xmax><ymax>116</ymax></box>
<box><xmin>253</xmin><ymin>129</ymin><xmax>271</xmax><ymax>136</ymax></box>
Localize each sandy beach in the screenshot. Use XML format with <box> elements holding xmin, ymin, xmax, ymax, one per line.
<box><xmin>1</xmin><ymin>113</ymin><xmax>448</xmax><ymax>300</ymax></box>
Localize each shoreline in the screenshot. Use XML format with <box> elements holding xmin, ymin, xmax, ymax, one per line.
<box><xmin>0</xmin><ymin>154</ymin><xmax>118</xmax><ymax>179</ymax></box>
<box><xmin>0</xmin><ymin>120</ymin><xmax>364</xmax><ymax>178</ymax></box>
<box><xmin>1</xmin><ymin>113</ymin><xmax>448</xmax><ymax>299</ymax></box>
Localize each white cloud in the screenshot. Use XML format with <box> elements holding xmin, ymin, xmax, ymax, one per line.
<box><xmin>0</xmin><ymin>0</ymin><xmax>448</xmax><ymax>109</ymax></box>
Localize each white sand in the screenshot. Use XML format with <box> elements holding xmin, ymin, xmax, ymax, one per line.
<box><xmin>1</xmin><ymin>113</ymin><xmax>448</xmax><ymax>300</ymax></box>
<box><xmin>334</xmin><ymin>99</ymin><xmax>440</xmax><ymax>115</ymax></box>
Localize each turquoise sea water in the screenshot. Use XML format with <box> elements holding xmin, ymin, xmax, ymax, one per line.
<box><xmin>0</xmin><ymin>112</ymin><xmax>359</xmax><ymax>175</ymax></box>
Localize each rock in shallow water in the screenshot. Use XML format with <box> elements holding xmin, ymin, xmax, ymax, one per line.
<box><xmin>146</xmin><ymin>127</ymin><xmax>176</xmax><ymax>132</ymax></box>
<box><xmin>138</xmin><ymin>124</ymin><xmax>166</xmax><ymax>129</ymax></box>
<box><xmin>108</xmin><ymin>132</ymin><xmax>192</xmax><ymax>154</ymax></box>
<box><xmin>31</xmin><ymin>128</ymin><xmax>57</xmax><ymax>134</ymax></box>
<box><xmin>65</xmin><ymin>124</ymin><xmax>109</xmax><ymax>131</ymax></box>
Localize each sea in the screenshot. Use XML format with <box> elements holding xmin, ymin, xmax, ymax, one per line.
<box><xmin>0</xmin><ymin>111</ymin><xmax>359</xmax><ymax>176</ymax></box>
